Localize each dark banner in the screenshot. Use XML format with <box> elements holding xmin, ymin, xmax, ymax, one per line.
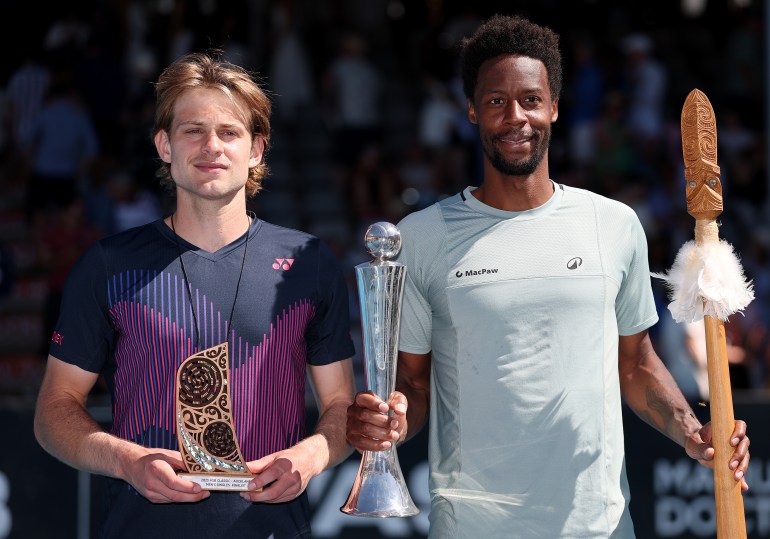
<box><xmin>624</xmin><ymin>399</ymin><xmax>770</xmax><ymax>538</ymax></box>
<box><xmin>2</xmin><ymin>400</ymin><xmax>768</xmax><ymax>538</ymax></box>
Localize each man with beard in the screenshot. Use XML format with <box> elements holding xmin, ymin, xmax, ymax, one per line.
<box><xmin>345</xmin><ymin>14</ymin><xmax>750</xmax><ymax>538</ymax></box>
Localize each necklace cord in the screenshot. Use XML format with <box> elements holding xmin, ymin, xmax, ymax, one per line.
<box><xmin>170</xmin><ymin>213</ymin><xmax>251</xmax><ymax>349</ymax></box>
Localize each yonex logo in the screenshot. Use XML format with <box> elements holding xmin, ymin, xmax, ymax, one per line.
<box><xmin>567</xmin><ymin>257</ymin><xmax>583</xmax><ymax>270</ymax></box>
<box><xmin>273</xmin><ymin>258</ymin><xmax>295</xmax><ymax>271</ymax></box>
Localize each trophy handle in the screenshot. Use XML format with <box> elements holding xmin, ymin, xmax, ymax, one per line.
<box><xmin>341</xmin><ymin>222</ymin><xmax>419</xmax><ymax>517</ymax></box>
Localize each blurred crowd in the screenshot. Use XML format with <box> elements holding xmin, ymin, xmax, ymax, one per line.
<box><xmin>0</xmin><ymin>0</ymin><xmax>767</xmax><ymax>401</ymax></box>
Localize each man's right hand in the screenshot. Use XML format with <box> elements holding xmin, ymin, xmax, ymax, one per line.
<box><xmin>121</xmin><ymin>446</ymin><xmax>210</xmax><ymax>503</ymax></box>
<box><xmin>345</xmin><ymin>390</ymin><xmax>408</xmax><ymax>452</ymax></box>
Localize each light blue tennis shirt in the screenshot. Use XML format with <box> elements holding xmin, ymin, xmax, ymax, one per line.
<box><xmin>396</xmin><ymin>183</ymin><xmax>658</xmax><ymax>538</ymax></box>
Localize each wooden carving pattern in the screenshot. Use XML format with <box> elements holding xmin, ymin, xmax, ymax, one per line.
<box><xmin>681</xmin><ymin>89</ymin><xmax>722</xmax><ymax>220</ymax></box>
<box><xmin>176</xmin><ymin>343</ymin><xmax>248</xmax><ymax>474</ymax></box>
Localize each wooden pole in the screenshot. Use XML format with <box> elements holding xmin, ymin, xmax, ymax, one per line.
<box><xmin>682</xmin><ymin>89</ymin><xmax>746</xmax><ymax>539</ymax></box>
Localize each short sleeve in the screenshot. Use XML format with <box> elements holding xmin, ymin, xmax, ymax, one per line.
<box><xmin>305</xmin><ymin>239</ymin><xmax>355</xmax><ymax>365</ymax></box>
<box><xmin>49</xmin><ymin>242</ymin><xmax>114</xmax><ymax>372</ymax></box>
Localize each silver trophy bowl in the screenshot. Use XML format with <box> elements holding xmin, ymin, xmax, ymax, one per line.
<box><xmin>341</xmin><ymin>222</ymin><xmax>419</xmax><ymax>517</ymax></box>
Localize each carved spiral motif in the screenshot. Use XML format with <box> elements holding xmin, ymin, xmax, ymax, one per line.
<box><xmin>203</xmin><ymin>421</ymin><xmax>237</xmax><ymax>457</ymax></box>
<box><xmin>696</xmin><ymin>119</ymin><xmax>717</xmax><ymax>163</ymax></box>
<box><xmin>202</xmin><ymin>345</ymin><xmax>228</xmax><ymax>369</ymax></box>
<box><xmin>681</xmin><ymin>90</ymin><xmax>717</xmax><ymax>167</ymax></box>
<box><xmin>178</xmin><ymin>358</ymin><xmax>222</xmax><ymax>407</ymax></box>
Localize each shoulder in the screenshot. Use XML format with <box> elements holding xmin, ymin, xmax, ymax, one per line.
<box><xmin>97</xmin><ymin>220</ymin><xmax>166</xmax><ymax>253</ymax></box>
<box><xmin>257</xmin><ymin>220</ymin><xmax>317</xmax><ymax>244</ymax></box>
<box><xmin>561</xmin><ymin>184</ymin><xmax>640</xmax><ymax>222</ymax></box>
<box><xmin>396</xmin><ymin>198</ymin><xmax>459</xmax><ymax>266</ymax></box>
<box><xmin>398</xmin><ymin>204</ymin><xmax>444</xmax><ymax>254</ymax></box>
<box><xmin>256</xmin><ymin>219</ymin><xmax>340</xmax><ymax>267</ymax></box>
<box><xmin>398</xmin><ymin>193</ymin><xmax>462</xmax><ymax>237</ymax></box>
<box><xmin>399</xmin><ymin>206</ymin><xmax>438</xmax><ymax>235</ymax></box>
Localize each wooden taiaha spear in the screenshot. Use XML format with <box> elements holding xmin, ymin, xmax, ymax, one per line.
<box><xmin>656</xmin><ymin>88</ymin><xmax>753</xmax><ymax>538</ymax></box>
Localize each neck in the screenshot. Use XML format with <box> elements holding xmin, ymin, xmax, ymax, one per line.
<box><xmin>167</xmin><ymin>199</ymin><xmax>251</xmax><ymax>252</ymax></box>
<box><xmin>473</xmin><ymin>166</ymin><xmax>554</xmax><ymax>211</ymax></box>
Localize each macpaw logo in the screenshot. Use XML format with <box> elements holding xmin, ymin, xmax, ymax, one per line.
<box><xmin>455</xmin><ymin>268</ymin><xmax>499</xmax><ymax>278</ymax></box>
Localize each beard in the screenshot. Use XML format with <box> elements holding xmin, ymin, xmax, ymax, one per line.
<box><xmin>482</xmin><ymin>125</ymin><xmax>551</xmax><ymax>176</ymax></box>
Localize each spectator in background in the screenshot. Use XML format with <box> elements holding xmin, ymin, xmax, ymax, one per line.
<box><xmin>722</xmin><ymin>8</ymin><xmax>763</xmax><ymax>116</ymax></box>
<box><xmin>344</xmin><ymin>142</ymin><xmax>406</xmax><ymax>226</ymax></box>
<box><xmin>563</xmin><ymin>34</ymin><xmax>604</xmax><ymax>170</ymax></box>
<box><xmin>718</xmin><ymin>108</ymin><xmax>757</xmax><ymax>165</ymax></box>
<box><xmin>417</xmin><ymin>75</ymin><xmax>469</xmax><ymax>195</ymax></box>
<box><xmin>418</xmin><ymin>76</ymin><xmax>460</xmax><ymax>155</ymax></box>
<box><xmin>4</xmin><ymin>47</ymin><xmax>50</xmax><ymax>175</ymax></box>
<box><xmin>72</xmin><ymin>27</ymin><xmax>127</xmax><ymax>157</ymax></box>
<box><xmin>107</xmin><ymin>170</ymin><xmax>163</xmax><ymax>233</ymax></box>
<box><xmin>43</xmin><ymin>5</ymin><xmax>91</xmax><ymax>70</ymax></box>
<box><xmin>268</xmin><ymin>0</ymin><xmax>315</xmax><ymax>126</ymax></box>
<box><xmin>619</xmin><ymin>33</ymin><xmax>667</xmax><ymax>154</ymax></box>
<box><xmin>322</xmin><ymin>33</ymin><xmax>383</xmax><ymax>177</ymax></box>
<box><xmin>24</xmin><ymin>69</ymin><xmax>99</xmax><ymax>227</ymax></box>
<box><xmin>686</xmin><ymin>319</ymin><xmax>750</xmax><ymax>398</ymax></box>
<box><xmin>591</xmin><ymin>91</ymin><xmax>634</xmax><ymax>193</ymax></box>
<box><xmin>399</xmin><ymin>141</ymin><xmax>442</xmax><ymax>211</ymax></box>
<box><xmin>79</xmin><ymin>153</ymin><xmax>164</xmax><ymax>237</ymax></box>
<box><xmin>656</xmin><ymin>314</ymin><xmax>703</xmax><ymax>402</ymax></box>
<box><xmin>717</xmin><ymin>108</ymin><xmax>766</xmax><ymax>231</ymax></box>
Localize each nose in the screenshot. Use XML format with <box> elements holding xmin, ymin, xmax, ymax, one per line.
<box><xmin>202</xmin><ymin>131</ymin><xmax>223</xmax><ymax>154</ymax></box>
<box><xmin>503</xmin><ymin>100</ymin><xmax>527</xmax><ymax>125</ymax></box>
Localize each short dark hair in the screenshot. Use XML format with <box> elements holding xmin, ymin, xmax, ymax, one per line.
<box><xmin>460</xmin><ymin>14</ymin><xmax>562</xmax><ymax>103</ymax></box>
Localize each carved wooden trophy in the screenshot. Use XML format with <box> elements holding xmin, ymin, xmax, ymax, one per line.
<box><xmin>176</xmin><ymin>343</ymin><xmax>254</xmax><ymax>490</ymax></box>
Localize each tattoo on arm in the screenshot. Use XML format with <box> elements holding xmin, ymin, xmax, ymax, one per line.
<box><xmin>646</xmin><ymin>388</ymin><xmax>675</xmax><ymax>435</ymax></box>
<box><xmin>644</xmin><ymin>383</ymin><xmax>701</xmax><ymax>445</ymax></box>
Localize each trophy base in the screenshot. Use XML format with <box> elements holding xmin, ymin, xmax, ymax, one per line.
<box><xmin>178</xmin><ymin>472</ymin><xmax>256</xmax><ymax>491</ymax></box>
<box><xmin>340</xmin><ymin>449</ymin><xmax>419</xmax><ymax>518</ymax></box>
<box><xmin>340</xmin><ymin>470</ymin><xmax>419</xmax><ymax>517</ymax></box>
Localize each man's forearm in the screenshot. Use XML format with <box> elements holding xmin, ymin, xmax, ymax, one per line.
<box><xmin>306</xmin><ymin>399</ymin><xmax>355</xmax><ymax>472</ymax></box>
<box><xmin>34</xmin><ymin>395</ymin><xmax>138</xmax><ymax>480</ymax></box>
<box><xmin>621</xmin><ymin>357</ymin><xmax>703</xmax><ymax>447</ymax></box>
<box><xmin>399</xmin><ymin>383</ymin><xmax>429</xmax><ymax>444</ymax></box>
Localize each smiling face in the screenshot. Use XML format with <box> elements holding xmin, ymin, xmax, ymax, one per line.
<box><xmin>154</xmin><ymin>87</ymin><xmax>264</xmax><ymax>204</ymax></box>
<box><xmin>468</xmin><ymin>54</ymin><xmax>558</xmax><ymax>178</ymax></box>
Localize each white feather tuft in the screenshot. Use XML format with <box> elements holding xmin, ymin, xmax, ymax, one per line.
<box><xmin>651</xmin><ymin>239</ymin><xmax>754</xmax><ymax>323</ymax></box>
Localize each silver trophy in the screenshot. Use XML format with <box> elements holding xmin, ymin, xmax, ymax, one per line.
<box><xmin>341</xmin><ymin>222</ymin><xmax>419</xmax><ymax>517</ymax></box>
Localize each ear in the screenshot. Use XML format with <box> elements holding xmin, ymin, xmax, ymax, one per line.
<box><xmin>551</xmin><ymin>97</ymin><xmax>559</xmax><ymax>123</ymax></box>
<box><xmin>249</xmin><ymin>136</ymin><xmax>266</xmax><ymax>168</ymax></box>
<box><xmin>467</xmin><ymin>98</ymin><xmax>478</xmax><ymax>125</ymax></box>
<box><xmin>154</xmin><ymin>130</ymin><xmax>171</xmax><ymax>163</ymax></box>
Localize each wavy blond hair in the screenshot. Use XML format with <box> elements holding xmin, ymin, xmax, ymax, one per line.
<box><xmin>152</xmin><ymin>51</ymin><xmax>272</xmax><ymax>197</ymax></box>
